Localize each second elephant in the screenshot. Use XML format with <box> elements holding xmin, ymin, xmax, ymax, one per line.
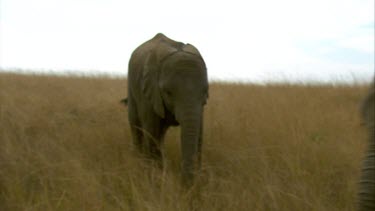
<box><xmin>358</xmin><ymin>82</ymin><xmax>375</xmax><ymax>211</ymax></box>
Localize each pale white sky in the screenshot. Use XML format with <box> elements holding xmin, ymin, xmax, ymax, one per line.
<box><xmin>0</xmin><ymin>0</ymin><xmax>374</xmax><ymax>82</ymax></box>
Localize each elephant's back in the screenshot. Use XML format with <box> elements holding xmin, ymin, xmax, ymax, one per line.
<box><xmin>127</xmin><ymin>33</ymin><xmax>205</xmax><ymax>82</ymax></box>
<box><xmin>131</xmin><ymin>33</ymin><xmax>181</xmax><ymax>57</ymax></box>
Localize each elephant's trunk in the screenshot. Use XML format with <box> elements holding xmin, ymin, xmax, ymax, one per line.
<box><xmin>177</xmin><ymin>106</ymin><xmax>203</xmax><ymax>185</ymax></box>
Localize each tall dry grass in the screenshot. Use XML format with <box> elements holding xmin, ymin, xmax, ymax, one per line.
<box><xmin>0</xmin><ymin>73</ymin><xmax>370</xmax><ymax>210</ymax></box>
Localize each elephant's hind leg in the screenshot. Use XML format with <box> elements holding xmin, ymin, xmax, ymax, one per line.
<box><xmin>128</xmin><ymin>101</ymin><xmax>144</xmax><ymax>153</ymax></box>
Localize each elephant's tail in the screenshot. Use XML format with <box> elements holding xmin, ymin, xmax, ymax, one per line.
<box><xmin>120</xmin><ymin>98</ymin><xmax>128</xmax><ymax>106</ymax></box>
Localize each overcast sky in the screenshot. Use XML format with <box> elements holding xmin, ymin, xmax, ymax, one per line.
<box><xmin>0</xmin><ymin>0</ymin><xmax>374</xmax><ymax>82</ymax></box>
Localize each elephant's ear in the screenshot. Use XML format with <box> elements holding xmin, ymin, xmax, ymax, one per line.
<box><xmin>142</xmin><ymin>53</ymin><xmax>165</xmax><ymax>118</ymax></box>
<box><xmin>182</xmin><ymin>44</ymin><xmax>202</xmax><ymax>57</ymax></box>
<box><xmin>142</xmin><ymin>42</ymin><xmax>179</xmax><ymax>118</ymax></box>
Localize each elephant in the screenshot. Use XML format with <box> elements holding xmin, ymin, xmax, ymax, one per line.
<box><xmin>126</xmin><ymin>33</ymin><xmax>208</xmax><ymax>185</ymax></box>
<box><xmin>358</xmin><ymin>81</ymin><xmax>375</xmax><ymax>211</ymax></box>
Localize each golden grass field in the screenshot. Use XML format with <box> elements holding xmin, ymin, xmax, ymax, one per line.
<box><xmin>0</xmin><ymin>72</ymin><xmax>371</xmax><ymax>211</ymax></box>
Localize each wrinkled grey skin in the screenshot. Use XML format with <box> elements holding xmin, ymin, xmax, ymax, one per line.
<box><xmin>358</xmin><ymin>82</ymin><xmax>375</xmax><ymax>211</ymax></box>
<box><xmin>126</xmin><ymin>33</ymin><xmax>208</xmax><ymax>184</ymax></box>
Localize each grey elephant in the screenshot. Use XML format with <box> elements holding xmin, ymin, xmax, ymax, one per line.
<box><xmin>358</xmin><ymin>82</ymin><xmax>375</xmax><ymax>211</ymax></box>
<box><xmin>126</xmin><ymin>33</ymin><xmax>208</xmax><ymax>184</ymax></box>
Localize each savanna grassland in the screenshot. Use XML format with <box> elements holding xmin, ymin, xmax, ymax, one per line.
<box><xmin>0</xmin><ymin>72</ymin><xmax>371</xmax><ymax>211</ymax></box>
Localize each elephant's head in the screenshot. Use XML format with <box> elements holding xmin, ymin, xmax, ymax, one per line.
<box><xmin>159</xmin><ymin>51</ymin><xmax>208</xmax><ymax>121</ymax></box>
<box><xmin>142</xmin><ymin>40</ymin><xmax>208</xmax><ymax>121</ymax></box>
